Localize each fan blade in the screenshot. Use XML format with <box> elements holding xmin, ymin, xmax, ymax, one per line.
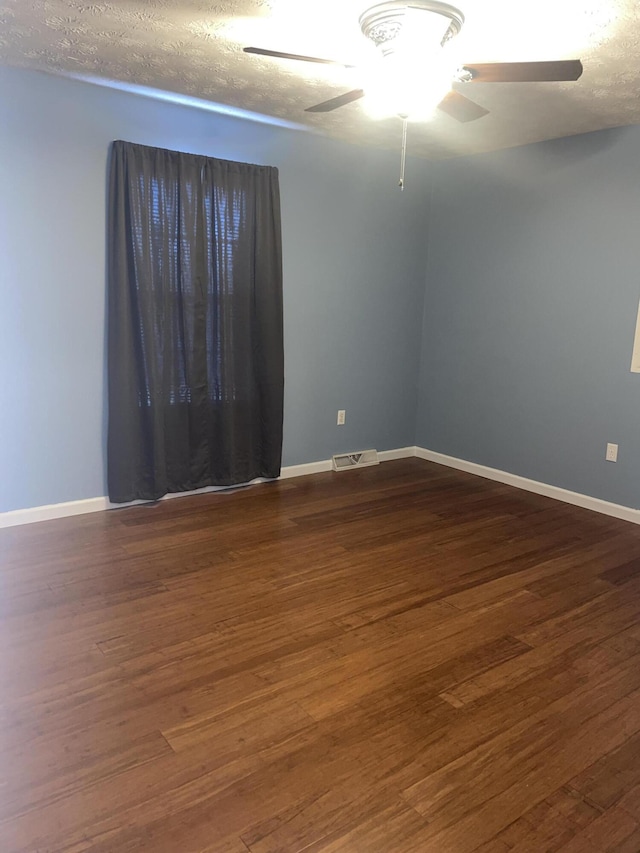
<box><xmin>463</xmin><ymin>60</ymin><xmax>583</xmax><ymax>83</ymax></box>
<box><xmin>243</xmin><ymin>47</ymin><xmax>353</xmax><ymax>69</ymax></box>
<box><xmin>305</xmin><ymin>89</ymin><xmax>365</xmax><ymax>113</ymax></box>
<box><xmin>437</xmin><ymin>90</ymin><xmax>489</xmax><ymax>123</ymax></box>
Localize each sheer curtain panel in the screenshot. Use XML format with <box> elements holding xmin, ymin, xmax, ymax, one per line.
<box><xmin>107</xmin><ymin>141</ymin><xmax>284</xmax><ymax>503</ymax></box>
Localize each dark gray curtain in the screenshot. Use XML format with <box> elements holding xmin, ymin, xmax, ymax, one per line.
<box><xmin>107</xmin><ymin>140</ymin><xmax>284</xmax><ymax>503</ymax></box>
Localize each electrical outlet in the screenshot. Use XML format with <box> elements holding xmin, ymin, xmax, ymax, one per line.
<box><xmin>606</xmin><ymin>443</ymin><xmax>618</xmax><ymax>462</ymax></box>
<box><xmin>337</xmin><ymin>410</ymin><xmax>346</xmax><ymax>426</ymax></box>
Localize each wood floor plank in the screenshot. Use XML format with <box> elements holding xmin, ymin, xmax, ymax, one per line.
<box><xmin>558</xmin><ymin>805</ymin><xmax>640</xmax><ymax>852</ymax></box>
<box><xmin>403</xmin><ymin>651</ymin><xmax>640</xmax><ymax>806</ymax></box>
<box><xmin>567</xmin><ymin>729</ymin><xmax>640</xmax><ymax>810</ymax></box>
<box><xmin>401</xmin><ymin>684</ymin><xmax>640</xmax><ymax>852</ymax></box>
<box><xmin>2</xmin><ymin>458</ymin><xmax>640</xmax><ymax>852</ymax></box>
<box><xmin>294</xmin><ymin>799</ymin><xmax>429</xmax><ymax>853</ymax></box>
<box><xmin>495</xmin><ymin>799</ymin><xmax>581</xmax><ymax>851</ymax></box>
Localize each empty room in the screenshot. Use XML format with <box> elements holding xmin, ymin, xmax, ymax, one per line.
<box><xmin>3</xmin><ymin>1</ymin><xmax>640</xmax><ymax>851</ymax></box>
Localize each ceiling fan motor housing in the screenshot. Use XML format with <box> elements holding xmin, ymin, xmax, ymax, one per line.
<box><xmin>359</xmin><ymin>0</ymin><xmax>465</xmax><ymax>56</ymax></box>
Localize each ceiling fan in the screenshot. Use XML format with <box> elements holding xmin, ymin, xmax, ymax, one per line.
<box><xmin>243</xmin><ymin>0</ymin><xmax>584</xmax><ymax>124</ymax></box>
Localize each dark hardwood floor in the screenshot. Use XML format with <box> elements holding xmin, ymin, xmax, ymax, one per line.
<box><xmin>2</xmin><ymin>458</ymin><xmax>640</xmax><ymax>852</ymax></box>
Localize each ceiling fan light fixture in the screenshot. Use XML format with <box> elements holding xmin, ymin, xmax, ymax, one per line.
<box><xmin>359</xmin><ymin>1</ymin><xmax>463</xmax><ymax>121</ymax></box>
<box><xmin>364</xmin><ymin>52</ymin><xmax>455</xmax><ymax>119</ymax></box>
<box><xmin>359</xmin><ymin>0</ymin><xmax>465</xmax><ymax>58</ymax></box>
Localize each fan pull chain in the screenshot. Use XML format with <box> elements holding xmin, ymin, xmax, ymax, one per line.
<box><xmin>399</xmin><ymin>116</ymin><xmax>408</xmax><ymax>191</ymax></box>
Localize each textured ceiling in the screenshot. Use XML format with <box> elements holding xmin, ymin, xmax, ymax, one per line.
<box><xmin>0</xmin><ymin>0</ymin><xmax>638</xmax><ymax>159</ymax></box>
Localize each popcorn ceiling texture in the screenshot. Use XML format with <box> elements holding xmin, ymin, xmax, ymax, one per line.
<box><xmin>0</xmin><ymin>0</ymin><xmax>637</xmax><ymax>158</ymax></box>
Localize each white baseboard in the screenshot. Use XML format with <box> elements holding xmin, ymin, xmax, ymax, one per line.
<box><xmin>3</xmin><ymin>444</ymin><xmax>635</xmax><ymax>529</ymax></box>
<box><xmin>378</xmin><ymin>446</ymin><xmax>417</xmax><ymax>462</ymax></box>
<box><xmin>278</xmin><ymin>459</ymin><xmax>333</xmax><ymax>479</ymax></box>
<box><xmin>279</xmin><ymin>447</ymin><xmax>416</xmax><ymax>478</ymax></box>
<box><xmin>0</xmin><ymin>497</ymin><xmax>110</xmax><ymax>529</ymax></box>
<box><xmin>415</xmin><ymin>447</ymin><xmax>640</xmax><ymax>526</ymax></box>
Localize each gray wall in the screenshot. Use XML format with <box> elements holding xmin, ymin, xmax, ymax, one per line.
<box><xmin>416</xmin><ymin>127</ymin><xmax>640</xmax><ymax>508</ymax></box>
<box><xmin>0</xmin><ymin>67</ymin><xmax>429</xmax><ymax>512</ymax></box>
